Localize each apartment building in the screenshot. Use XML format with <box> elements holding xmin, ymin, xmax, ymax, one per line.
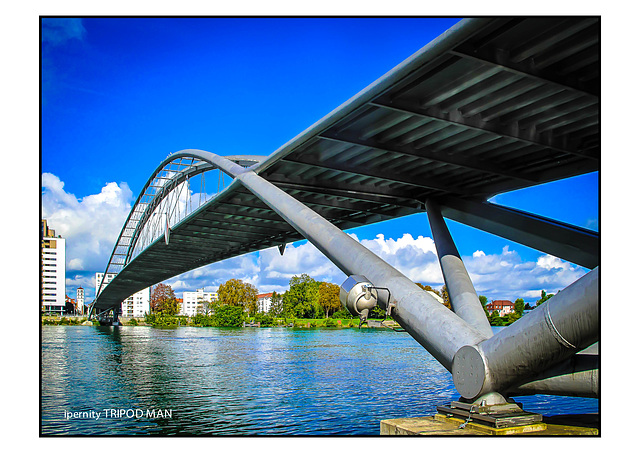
<box><xmin>41</xmin><ymin>220</ymin><xmax>66</xmax><ymax>315</ymax></box>
<box><xmin>181</xmin><ymin>288</ymin><xmax>218</xmax><ymax>316</ymax></box>
<box><xmin>257</xmin><ymin>293</ymin><xmax>273</xmax><ymax>313</ymax></box>
<box><xmin>95</xmin><ymin>272</ymin><xmax>150</xmax><ymax>318</ymax></box>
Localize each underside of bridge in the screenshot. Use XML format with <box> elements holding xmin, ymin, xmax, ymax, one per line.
<box><xmin>90</xmin><ymin>17</ymin><xmax>599</xmax><ymax>415</ymax></box>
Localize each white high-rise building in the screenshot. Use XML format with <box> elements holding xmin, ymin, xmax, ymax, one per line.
<box><xmin>181</xmin><ymin>288</ymin><xmax>217</xmax><ymax>316</ymax></box>
<box><xmin>76</xmin><ymin>287</ymin><xmax>85</xmax><ymax>315</ymax></box>
<box><xmin>95</xmin><ymin>272</ymin><xmax>150</xmax><ymax>318</ymax></box>
<box><xmin>41</xmin><ymin>220</ymin><xmax>66</xmax><ymax>315</ymax></box>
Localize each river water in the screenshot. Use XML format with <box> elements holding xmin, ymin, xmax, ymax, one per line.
<box><xmin>40</xmin><ymin>326</ymin><xmax>598</xmax><ymax>435</ymax></box>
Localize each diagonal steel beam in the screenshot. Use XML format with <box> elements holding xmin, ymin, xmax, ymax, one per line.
<box><xmin>426</xmin><ymin>200</ymin><xmax>494</xmax><ymax>338</ymax></box>
<box><xmin>437</xmin><ymin>196</ymin><xmax>599</xmax><ymax>269</ymax></box>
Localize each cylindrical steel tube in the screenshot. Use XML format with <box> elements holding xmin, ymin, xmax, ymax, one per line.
<box><xmin>452</xmin><ymin>267</ymin><xmax>599</xmax><ymax>399</ymax></box>
<box><xmin>426</xmin><ymin>200</ymin><xmax>493</xmax><ymax>338</ymax></box>
<box><xmin>507</xmin><ymin>352</ymin><xmax>599</xmax><ymax>398</ymax></box>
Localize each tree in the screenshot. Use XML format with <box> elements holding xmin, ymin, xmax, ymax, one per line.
<box><xmin>318</xmin><ymin>282</ymin><xmax>341</xmax><ymax>318</ymax></box>
<box><xmin>536</xmin><ymin>290</ymin><xmax>555</xmax><ymax>307</ymax></box>
<box><xmin>151</xmin><ymin>283</ymin><xmax>179</xmax><ymax>315</ymax></box>
<box><xmin>440</xmin><ymin>285</ymin><xmax>452</xmax><ymax>310</ymax></box>
<box><xmin>268</xmin><ymin>292</ymin><xmax>283</xmax><ymax>317</ymax></box>
<box><xmin>212</xmin><ymin>305</ymin><xmax>245</xmax><ymax>327</ymax></box>
<box><xmin>282</xmin><ymin>274</ymin><xmax>319</xmax><ymax>318</ymax></box>
<box><xmin>489</xmin><ymin>310</ymin><xmax>504</xmax><ymax>326</ymax></box>
<box><xmin>415</xmin><ymin>283</ymin><xmax>439</xmax><ymax>295</ymax></box>
<box><xmin>217</xmin><ymin>279</ymin><xmax>258</xmax><ymax>314</ymax></box>
<box><xmin>514</xmin><ymin>298</ymin><xmax>525</xmax><ymax>316</ymax></box>
<box><xmin>478</xmin><ymin>295</ymin><xmax>490</xmax><ymax>318</ymax></box>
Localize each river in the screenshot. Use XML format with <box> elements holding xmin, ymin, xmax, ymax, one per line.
<box><xmin>40</xmin><ymin>325</ymin><xmax>599</xmax><ymax>435</ymax></box>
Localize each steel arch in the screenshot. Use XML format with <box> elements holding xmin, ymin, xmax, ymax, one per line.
<box><xmin>89</xmin><ymin>151</ymin><xmax>263</xmax><ymax>318</ymax></box>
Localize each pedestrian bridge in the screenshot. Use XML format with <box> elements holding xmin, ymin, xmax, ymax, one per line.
<box><xmin>90</xmin><ymin>17</ymin><xmax>599</xmax><ymax>407</ymax></box>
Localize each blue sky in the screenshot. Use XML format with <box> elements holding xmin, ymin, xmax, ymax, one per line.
<box><xmin>41</xmin><ymin>17</ymin><xmax>599</xmax><ymax>305</ymax></box>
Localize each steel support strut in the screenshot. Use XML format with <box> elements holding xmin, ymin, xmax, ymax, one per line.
<box><xmin>438</xmin><ymin>197</ymin><xmax>599</xmax><ymax>270</ymax></box>
<box><xmin>452</xmin><ymin>267</ymin><xmax>599</xmax><ymax>400</ymax></box>
<box><xmin>425</xmin><ymin>200</ymin><xmax>494</xmax><ymax>338</ymax></box>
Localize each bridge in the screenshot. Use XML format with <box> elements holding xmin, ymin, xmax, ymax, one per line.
<box><xmin>90</xmin><ymin>17</ymin><xmax>599</xmax><ymax>421</ymax></box>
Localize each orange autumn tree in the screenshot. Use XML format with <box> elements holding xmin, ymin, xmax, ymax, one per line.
<box><xmin>151</xmin><ymin>283</ymin><xmax>179</xmax><ymax>315</ymax></box>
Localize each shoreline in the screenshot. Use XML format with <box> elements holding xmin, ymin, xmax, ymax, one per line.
<box><xmin>40</xmin><ymin>316</ymin><xmax>402</xmax><ymax>330</ymax></box>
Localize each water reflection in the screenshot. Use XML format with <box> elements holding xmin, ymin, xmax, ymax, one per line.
<box><xmin>41</xmin><ymin>326</ymin><xmax>598</xmax><ymax>435</ymax></box>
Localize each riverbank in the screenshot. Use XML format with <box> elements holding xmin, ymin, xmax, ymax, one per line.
<box><xmin>40</xmin><ymin>315</ymin><xmax>401</xmax><ymax>329</ymax></box>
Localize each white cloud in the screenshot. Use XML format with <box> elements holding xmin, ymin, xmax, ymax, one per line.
<box><xmin>42</xmin><ymin>173</ymin><xmax>133</xmax><ymax>295</ymax></box>
<box><xmin>536</xmin><ymin>254</ymin><xmax>571</xmax><ymax>271</ymax></box>
<box><xmin>358</xmin><ymin>233</ymin><xmax>442</xmax><ymax>284</ymax></box>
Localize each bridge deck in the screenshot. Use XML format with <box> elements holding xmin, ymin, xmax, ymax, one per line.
<box><xmin>94</xmin><ymin>17</ymin><xmax>599</xmax><ymax>310</ymax></box>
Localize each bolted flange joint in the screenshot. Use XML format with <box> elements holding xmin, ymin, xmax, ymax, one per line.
<box><xmin>452</xmin><ymin>345</ymin><xmax>490</xmax><ymax>400</ymax></box>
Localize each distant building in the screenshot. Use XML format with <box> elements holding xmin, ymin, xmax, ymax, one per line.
<box><xmin>76</xmin><ymin>287</ymin><xmax>85</xmax><ymax>315</ymax></box>
<box><xmin>41</xmin><ymin>220</ymin><xmax>66</xmax><ymax>315</ymax></box>
<box><xmin>65</xmin><ymin>295</ymin><xmax>76</xmax><ymax>314</ymax></box>
<box><xmin>486</xmin><ymin>300</ymin><xmax>515</xmax><ymax>317</ymax></box>
<box><xmin>257</xmin><ymin>293</ymin><xmax>273</xmax><ymax>313</ymax></box>
<box><xmin>95</xmin><ymin>272</ymin><xmax>117</xmax><ymax>297</ymax></box>
<box><xmin>122</xmin><ymin>287</ymin><xmax>150</xmax><ymax>318</ymax></box>
<box><xmin>95</xmin><ymin>272</ymin><xmax>150</xmax><ymax>318</ymax></box>
<box><xmin>181</xmin><ymin>288</ymin><xmax>217</xmax><ymax>316</ymax></box>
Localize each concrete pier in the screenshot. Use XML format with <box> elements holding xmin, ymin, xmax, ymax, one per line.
<box><xmin>380</xmin><ymin>413</ymin><xmax>599</xmax><ymax>436</ymax></box>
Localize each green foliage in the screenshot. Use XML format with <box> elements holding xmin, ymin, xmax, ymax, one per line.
<box><xmin>268</xmin><ymin>292</ymin><xmax>284</xmax><ymax>317</ymax></box>
<box><xmin>504</xmin><ymin>312</ymin><xmax>520</xmax><ymax>325</ymax></box>
<box><xmin>144</xmin><ymin>313</ymin><xmax>188</xmax><ymax>327</ymax></box>
<box><xmin>479</xmin><ymin>295</ymin><xmax>490</xmax><ymax>318</ymax></box>
<box><xmin>212</xmin><ymin>305</ymin><xmax>245</xmax><ymax>327</ymax></box>
<box><xmin>489</xmin><ymin>310</ymin><xmax>504</xmax><ymax>326</ymax></box>
<box><xmin>514</xmin><ymin>298</ymin><xmax>525</xmax><ymax>316</ymax></box>
<box><xmin>253</xmin><ymin>312</ymin><xmax>275</xmax><ymax>327</ymax></box>
<box><xmin>192</xmin><ymin>313</ymin><xmax>216</xmax><ymax>327</ymax></box>
<box><xmin>324</xmin><ymin>317</ymin><xmax>337</xmax><ymax>327</ymax></box>
<box><xmin>217</xmin><ymin>279</ymin><xmax>259</xmax><ymax>314</ymax></box>
<box><xmin>331</xmin><ymin>308</ymin><xmax>353</xmax><ymax>319</ymax></box>
<box><xmin>318</xmin><ymin>281</ymin><xmax>341</xmax><ymax>318</ymax></box>
<box><xmin>282</xmin><ymin>274</ymin><xmax>320</xmax><ymax>318</ymax></box>
<box><xmin>369</xmin><ymin>305</ymin><xmax>386</xmax><ymax>319</ymax></box>
<box><xmin>127</xmin><ymin>318</ymin><xmax>139</xmax><ymax>326</ymax></box>
<box><xmin>536</xmin><ymin>290</ymin><xmax>555</xmax><ymax>306</ymax></box>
